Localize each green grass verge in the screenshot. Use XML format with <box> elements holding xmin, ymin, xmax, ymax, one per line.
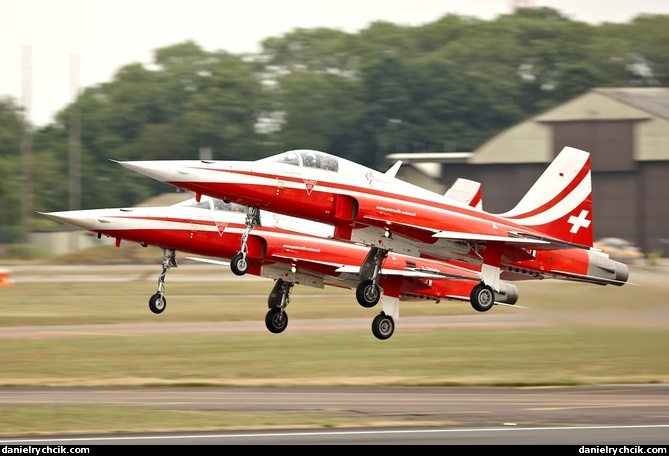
<box><xmin>0</xmin><ymin>263</ymin><xmax>666</xmax><ymax>436</ymax></box>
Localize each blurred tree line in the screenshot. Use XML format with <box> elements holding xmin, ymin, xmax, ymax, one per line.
<box><xmin>0</xmin><ymin>7</ymin><xmax>667</xmax><ymax>240</ymax></box>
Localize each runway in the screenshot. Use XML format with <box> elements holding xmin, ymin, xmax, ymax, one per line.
<box><xmin>0</xmin><ymin>385</ymin><xmax>667</xmax><ymax>444</ymax></box>
<box><xmin>1</xmin><ymin>264</ymin><xmax>667</xmax><ymax>444</ymax></box>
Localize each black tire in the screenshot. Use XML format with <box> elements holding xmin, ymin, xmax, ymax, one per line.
<box><xmin>356</xmin><ymin>280</ymin><xmax>380</xmax><ymax>308</ymax></box>
<box><xmin>230</xmin><ymin>252</ymin><xmax>249</xmax><ymax>276</ymax></box>
<box><xmin>149</xmin><ymin>292</ymin><xmax>166</xmax><ymax>314</ymax></box>
<box><xmin>265</xmin><ymin>308</ymin><xmax>288</xmax><ymax>334</ymax></box>
<box><xmin>371</xmin><ymin>312</ymin><xmax>394</xmax><ymax>340</ymax></box>
<box><xmin>470</xmin><ymin>282</ymin><xmax>495</xmax><ymax>312</ymax></box>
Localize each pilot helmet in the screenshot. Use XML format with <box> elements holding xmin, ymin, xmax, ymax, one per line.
<box><xmin>305</xmin><ymin>152</ymin><xmax>317</xmax><ymax>167</ymax></box>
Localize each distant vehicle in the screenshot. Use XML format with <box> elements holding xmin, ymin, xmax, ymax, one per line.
<box><xmin>594</xmin><ymin>237</ymin><xmax>644</xmax><ymax>263</ymax></box>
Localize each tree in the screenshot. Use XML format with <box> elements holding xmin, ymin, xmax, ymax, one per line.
<box><xmin>5</xmin><ymin>9</ymin><xmax>669</xmax><ymax>233</ymax></box>
<box><xmin>0</xmin><ymin>98</ymin><xmax>27</xmax><ymax>238</ymax></box>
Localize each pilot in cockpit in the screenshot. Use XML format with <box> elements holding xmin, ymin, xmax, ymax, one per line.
<box><xmin>280</xmin><ymin>152</ymin><xmax>299</xmax><ymax>166</ymax></box>
<box><xmin>304</xmin><ymin>152</ymin><xmax>317</xmax><ymax>168</ymax></box>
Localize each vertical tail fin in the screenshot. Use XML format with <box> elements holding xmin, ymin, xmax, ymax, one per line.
<box><xmin>498</xmin><ymin>146</ymin><xmax>593</xmax><ymax>247</ymax></box>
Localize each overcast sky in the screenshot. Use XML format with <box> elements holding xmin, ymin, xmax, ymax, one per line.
<box><xmin>2</xmin><ymin>0</ymin><xmax>669</xmax><ymax>127</ymax></box>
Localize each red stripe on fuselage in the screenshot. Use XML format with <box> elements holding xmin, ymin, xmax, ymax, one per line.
<box><xmin>167</xmin><ymin>169</ymin><xmax>521</xmax><ymax>229</ymax></box>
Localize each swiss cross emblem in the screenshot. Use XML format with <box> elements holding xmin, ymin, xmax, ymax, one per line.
<box><xmin>304</xmin><ymin>179</ymin><xmax>317</xmax><ymax>195</ymax></box>
<box><xmin>215</xmin><ymin>221</ymin><xmax>228</xmax><ymax>236</ymax></box>
<box><xmin>568</xmin><ymin>209</ymin><xmax>591</xmax><ymax>234</ymax></box>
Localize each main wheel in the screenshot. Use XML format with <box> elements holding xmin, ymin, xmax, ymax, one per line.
<box><xmin>356</xmin><ymin>280</ymin><xmax>380</xmax><ymax>308</ymax></box>
<box><xmin>149</xmin><ymin>292</ymin><xmax>166</xmax><ymax>314</ymax></box>
<box><xmin>371</xmin><ymin>312</ymin><xmax>394</xmax><ymax>340</ymax></box>
<box><xmin>230</xmin><ymin>252</ymin><xmax>249</xmax><ymax>276</ymax></box>
<box><xmin>265</xmin><ymin>308</ymin><xmax>288</xmax><ymax>334</ymax></box>
<box><xmin>470</xmin><ymin>282</ymin><xmax>495</xmax><ymax>312</ymax></box>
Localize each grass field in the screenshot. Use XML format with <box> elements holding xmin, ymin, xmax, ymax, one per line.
<box><xmin>0</xmin><ymin>259</ymin><xmax>667</xmax><ymax>436</ymax></box>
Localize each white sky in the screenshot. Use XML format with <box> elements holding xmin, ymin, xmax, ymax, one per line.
<box><xmin>2</xmin><ymin>0</ymin><xmax>669</xmax><ymax>127</ymax></box>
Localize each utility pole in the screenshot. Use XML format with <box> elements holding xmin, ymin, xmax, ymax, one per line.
<box><xmin>20</xmin><ymin>45</ymin><xmax>33</xmax><ymax>259</ymax></box>
<box><xmin>69</xmin><ymin>53</ymin><xmax>81</xmax><ymax>212</ymax></box>
<box><xmin>69</xmin><ymin>54</ymin><xmax>82</xmax><ymax>252</ymax></box>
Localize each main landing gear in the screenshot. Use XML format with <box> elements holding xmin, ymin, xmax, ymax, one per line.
<box><xmin>265</xmin><ymin>278</ymin><xmax>294</xmax><ymax>334</ymax></box>
<box><xmin>356</xmin><ymin>246</ymin><xmax>387</xmax><ymax>308</ymax></box>
<box><xmin>371</xmin><ymin>312</ymin><xmax>395</xmax><ymax>340</ymax></box>
<box><xmin>470</xmin><ymin>282</ymin><xmax>495</xmax><ymax>312</ymax></box>
<box><xmin>356</xmin><ymin>280</ymin><xmax>380</xmax><ymax>308</ymax></box>
<box><xmin>356</xmin><ymin>245</ymin><xmax>396</xmax><ymax>340</ymax></box>
<box><xmin>231</xmin><ymin>206</ymin><xmax>261</xmax><ymax>276</ymax></box>
<box><xmin>148</xmin><ymin>248</ymin><xmax>177</xmax><ymax>314</ymax></box>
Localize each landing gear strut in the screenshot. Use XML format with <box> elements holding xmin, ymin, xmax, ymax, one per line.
<box><xmin>148</xmin><ymin>248</ymin><xmax>177</xmax><ymax>314</ymax></box>
<box><xmin>265</xmin><ymin>278</ymin><xmax>293</xmax><ymax>334</ymax></box>
<box><xmin>231</xmin><ymin>206</ymin><xmax>261</xmax><ymax>276</ymax></box>
<box><xmin>356</xmin><ymin>246</ymin><xmax>387</xmax><ymax>308</ymax></box>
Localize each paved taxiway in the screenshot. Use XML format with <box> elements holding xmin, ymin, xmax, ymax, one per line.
<box><xmin>1</xmin><ymin>264</ymin><xmax>667</xmax><ymax>444</ymax></box>
<box><xmin>0</xmin><ymin>385</ymin><xmax>668</xmax><ymax>444</ymax></box>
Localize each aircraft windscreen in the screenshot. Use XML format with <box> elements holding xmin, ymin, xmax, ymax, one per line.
<box><xmin>176</xmin><ymin>197</ymin><xmax>247</xmax><ymax>213</ymax></box>
<box><xmin>212</xmin><ymin>199</ymin><xmax>247</xmax><ymax>213</ymax></box>
<box><xmin>176</xmin><ymin>198</ymin><xmax>211</xmax><ymax>210</ymax></box>
<box><xmin>265</xmin><ymin>149</ymin><xmax>339</xmax><ymax>172</ymax></box>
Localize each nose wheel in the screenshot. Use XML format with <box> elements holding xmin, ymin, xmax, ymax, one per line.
<box><xmin>230</xmin><ymin>252</ymin><xmax>249</xmax><ymax>276</ymax></box>
<box><xmin>232</xmin><ymin>206</ymin><xmax>261</xmax><ymax>276</ymax></box>
<box><xmin>149</xmin><ymin>292</ymin><xmax>166</xmax><ymax>314</ymax></box>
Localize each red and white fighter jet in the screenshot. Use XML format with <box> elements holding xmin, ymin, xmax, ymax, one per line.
<box><xmin>113</xmin><ymin>146</ymin><xmax>630</xmax><ymax>335</ymax></box>
<box><xmin>41</xmin><ymin>194</ymin><xmax>519</xmax><ymax>339</ymax></box>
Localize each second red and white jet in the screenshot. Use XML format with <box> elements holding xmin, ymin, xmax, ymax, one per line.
<box><xmin>41</xmin><ymin>194</ymin><xmax>518</xmax><ymax>339</ymax></box>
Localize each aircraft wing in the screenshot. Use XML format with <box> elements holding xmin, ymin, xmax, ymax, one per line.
<box><xmin>433</xmin><ymin>230</ymin><xmax>549</xmax><ymax>246</ymax></box>
<box><xmin>431</xmin><ymin>230</ymin><xmax>594</xmax><ymax>251</ymax></box>
<box><xmin>268</xmin><ymin>254</ymin><xmax>482</xmax><ymax>283</ymax></box>
<box><xmin>335</xmin><ymin>264</ymin><xmax>481</xmax><ymax>281</ymax></box>
<box><xmin>360</xmin><ymin>216</ymin><xmax>560</xmax><ymax>250</ymax></box>
<box><xmin>182</xmin><ymin>257</ymin><xmax>523</xmax><ymax>308</ymax></box>
<box><xmin>269</xmin><ymin>254</ymin><xmax>348</xmax><ymax>269</ymax></box>
<box><xmin>362</xmin><ymin>214</ymin><xmax>588</xmax><ymax>252</ymax></box>
<box><xmin>185</xmin><ymin>256</ymin><xmax>343</xmax><ymax>289</ymax></box>
<box><xmin>185</xmin><ymin>256</ymin><xmax>230</xmax><ymax>267</ymax></box>
<box><xmin>185</xmin><ymin>255</ymin><xmax>342</xmax><ymax>276</ymax></box>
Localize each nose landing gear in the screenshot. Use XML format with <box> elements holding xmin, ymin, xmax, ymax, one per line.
<box><xmin>148</xmin><ymin>248</ymin><xmax>177</xmax><ymax>314</ymax></box>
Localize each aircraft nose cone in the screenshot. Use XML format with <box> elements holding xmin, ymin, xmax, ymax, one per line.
<box><xmin>115</xmin><ymin>160</ymin><xmax>179</xmax><ymax>182</ymax></box>
<box><xmin>40</xmin><ymin>211</ymin><xmax>98</xmax><ymax>231</ymax></box>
